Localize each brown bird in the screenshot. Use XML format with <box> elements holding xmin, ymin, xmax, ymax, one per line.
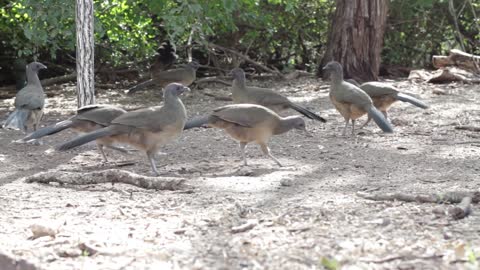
<box><xmin>127</xmin><ymin>61</ymin><xmax>199</xmax><ymax>95</ymax></box>
<box><xmin>57</xmin><ymin>83</ymin><xmax>190</xmax><ymax>175</ymax></box>
<box><xmin>184</xmin><ymin>104</ymin><xmax>307</xmax><ymax>166</ymax></box>
<box><xmin>22</xmin><ymin>104</ymin><xmax>127</xmax><ymax>162</ymax></box>
<box><xmin>230</xmin><ymin>68</ymin><xmax>326</xmax><ymax>122</ymax></box>
<box><xmin>3</xmin><ymin>62</ymin><xmax>47</xmax><ymax>132</ymax></box>
<box><xmin>322</xmin><ymin>61</ymin><xmax>393</xmax><ymax>135</ymax></box>
<box><xmin>345</xmin><ymin>79</ymin><xmax>429</xmax><ymax>128</ymax></box>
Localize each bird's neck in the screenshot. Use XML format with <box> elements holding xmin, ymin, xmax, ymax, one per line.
<box><xmin>274</xmin><ymin>117</ymin><xmax>296</xmax><ymax>135</ymax></box>
<box><xmin>165</xmin><ymin>94</ymin><xmax>186</xmax><ymax>115</ymax></box>
<box><xmin>26</xmin><ymin>69</ymin><xmax>41</xmax><ymax>87</ymax></box>
<box><xmin>330</xmin><ymin>72</ymin><xmax>344</xmax><ymax>85</ymax></box>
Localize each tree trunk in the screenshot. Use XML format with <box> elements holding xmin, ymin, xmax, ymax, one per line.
<box><xmin>319</xmin><ymin>0</ymin><xmax>389</xmax><ymax>81</ymax></box>
<box><xmin>75</xmin><ymin>0</ymin><xmax>95</xmax><ymax>107</ymax></box>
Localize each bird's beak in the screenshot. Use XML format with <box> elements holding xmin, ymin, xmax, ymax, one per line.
<box><xmin>182</xmin><ymin>86</ymin><xmax>191</xmax><ymax>93</ymax></box>
<box><xmin>322</xmin><ymin>66</ymin><xmax>329</xmax><ymax>71</ymax></box>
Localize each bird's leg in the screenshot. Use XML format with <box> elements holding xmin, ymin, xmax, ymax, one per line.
<box><xmin>342</xmin><ymin>118</ymin><xmax>350</xmax><ymax>136</ymax></box>
<box><xmin>97</xmin><ymin>143</ymin><xmax>109</xmax><ymax>163</ymax></box>
<box><xmin>382</xmin><ymin>111</ymin><xmax>388</xmax><ymax>120</ymax></box>
<box><xmin>260</xmin><ymin>143</ymin><xmax>282</xmax><ymax>167</ymax></box>
<box><xmin>351</xmin><ymin>119</ymin><xmax>356</xmax><ymax>135</ymax></box>
<box><xmin>239</xmin><ymin>142</ymin><xmax>248</xmax><ymax>166</ymax></box>
<box><xmin>106</xmin><ymin>145</ymin><xmax>131</xmax><ymax>154</ymax></box>
<box><xmin>147</xmin><ymin>150</ymin><xmax>160</xmax><ymax>176</ymax></box>
<box><xmin>359</xmin><ymin>115</ymin><xmax>372</xmax><ymax>129</ymax></box>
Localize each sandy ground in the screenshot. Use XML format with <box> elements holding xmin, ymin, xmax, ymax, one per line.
<box><xmin>0</xmin><ymin>77</ymin><xmax>479</xmax><ymax>270</ymax></box>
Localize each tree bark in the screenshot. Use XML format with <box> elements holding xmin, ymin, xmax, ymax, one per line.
<box><xmin>75</xmin><ymin>0</ymin><xmax>95</xmax><ymax>107</ymax></box>
<box><xmin>319</xmin><ymin>0</ymin><xmax>389</xmax><ymax>81</ymax></box>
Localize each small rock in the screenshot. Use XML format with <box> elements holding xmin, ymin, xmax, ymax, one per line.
<box><xmin>280</xmin><ymin>178</ymin><xmax>293</xmax><ymax>186</ymax></box>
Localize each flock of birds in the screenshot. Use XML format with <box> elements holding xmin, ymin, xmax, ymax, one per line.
<box><xmin>2</xmin><ymin>61</ymin><xmax>429</xmax><ymax>176</ymax></box>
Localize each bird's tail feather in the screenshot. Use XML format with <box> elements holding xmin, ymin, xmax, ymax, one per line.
<box><xmin>289</xmin><ymin>103</ymin><xmax>327</xmax><ymax>123</ymax></box>
<box><xmin>396</xmin><ymin>93</ymin><xmax>429</xmax><ymax>109</ymax></box>
<box><xmin>56</xmin><ymin>127</ymin><xmax>117</xmax><ymax>151</ymax></box>
<box><xmin>23</xmin><ymin>120</ymin><xmax>73</xmax><ymax>141</ymax></box>
<box><xmin>368</xmin><ymin>107</ymin><xmax>393</xmax><ymax>133</ymax></box>
<box><xmin>126</xmin><ymin>79</ymin><xmax>154</xmax><ymax>95</ymax></box>
<box><xmin>2</xmin><ymin>109</ymin><xmax>29</xmax><ymax>132</ymax></box>
<box><xmin>183</xmin><ymin>115</ymin><xmax>210</xmax><ymax>130</ymax></box>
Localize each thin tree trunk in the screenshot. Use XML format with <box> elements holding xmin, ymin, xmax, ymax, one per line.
<box><xmin>320</xmin><ymin>0</ymin><xmax>389</xmax><ymax>81</ymax></box>
<box><xmin>75</xmin><ymin>0</ymin><xmax>95</xmax><ymax>107</ymax></box>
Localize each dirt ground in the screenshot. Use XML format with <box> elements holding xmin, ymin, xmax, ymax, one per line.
<box><xmin>0</xmin><ymin>76</ymin><xmax>479</xmax><ymax>270</ymax></box>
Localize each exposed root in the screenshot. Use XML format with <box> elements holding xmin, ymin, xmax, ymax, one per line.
<box><xmin>24</xmin><ymin>169</ymin><xmax>185</xmax><ymax>190</ymax></box>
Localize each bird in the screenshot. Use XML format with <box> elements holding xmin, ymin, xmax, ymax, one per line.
<box><xmin>127</xmin><ymin>61</ymin><xmax>199</xmax><ymax>95</ymax></box>
<box><xmin>57</xmin><ymin>83</ymin><xmax>190</xmax><ymax>176</ymax></box>
<box><xmin>345</xmin><ymin>79</ymin><xmax>429</xmax><ymax>128</ymax></box>
<box><xmin>322</xmin><ymin>61</ymin><xmax>393</xmax><ymax>136</ymax></box>
<box><xmin>22</xmin><ymin>104</ymin><xmax>127</xmax><ymax>162</ymax></box>
<box><xmin>3</xmin><ymin>62</ymin><xmax>47</xmax><ymax>133</ymax></box>
<box><xmin>150</xmin><ymin>40</ymin><xmax>178</xmax><ymax>72</ymax></box>
<box><xmin>184</xmin><ymin>104</ymin><xmax>307</xmax><ymax>167</ymax></box>
<box><xmin>229</xmin><ymin>68</ymin><xmax>326</xmax><ymax>123</ymax></box>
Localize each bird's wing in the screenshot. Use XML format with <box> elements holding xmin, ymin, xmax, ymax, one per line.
<box><xmin>247</xmin><ymin>87</ymin><xmax>290</xmax><ymax>107</ymax></box>
<box><xmin>213</xmin><ymin>104</ymin><xmax>274</xmax><ymax>127</ymax></box>
<box><xmin>360</xmin><ymin>82</ymin><xmax>398</xmax><ymax>97</ymax></box>
<box><xmin>111</xmin><ymin>106</ymin><xmax>179</xmax><ymax>132</ymax></box>
<box><xmin>14</xmin><ymin>85</ymin><xmax>45</xmax><ymax>110</ymax></box>
<box><xmin>76</xmin><ymin>105</ymin><xmax>127</xmax><ymax>126</ymax></box>
<box><xmin>334</xmin><ymin>82</ymin><xmax>373</xmax><ymax>108</ymax></box>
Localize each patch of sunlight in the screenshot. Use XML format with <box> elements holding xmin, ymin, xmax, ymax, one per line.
<box><xmin>204</xmin><ymin>163</ymin><xmax>316</xmax><ymax>193</ymax></box>
<box><xmin>430</xmin><ymin>145</ymin><xmax>480</xmax><ymax>159</ymax></box>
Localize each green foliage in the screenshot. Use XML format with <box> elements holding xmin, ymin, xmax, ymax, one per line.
<box><xmin>0</xmin><ymin>0</ymin><xmax>75</xmax><ymax>58</ymax></box>
<box><xmin>320</xmin><ymin>256</ymin><xmax>339</xmax><ymax>270</ymax></box>
<box><xmin>384</xmin><ymin>0</ymin><xmax>479</xmax><ymax>67</ymax></box>
<box><xmin>0</xmin><ymin>0</ymin><xmax>477</xmax><ymax>71</ymax></box>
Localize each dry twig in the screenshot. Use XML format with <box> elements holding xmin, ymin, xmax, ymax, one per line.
<box><xmin>24</xmin><ymin>169</ymin><xmax>185</xmax><ymax>190</ymax></box>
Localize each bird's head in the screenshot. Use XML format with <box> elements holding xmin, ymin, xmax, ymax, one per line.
<box><xmin>229</xmin><ymin>68</ymin><xmax>245</xmax><ymax>79</ymax></box>
<box><xmin>164</xmin><ymin>83</ymin><xmax>191</xmax><ymax>97</ymax></box>
<box><xmin>27</xmin><ymin>62</ymin><xmax>47</xmax><ymax>73</ymax></box>
<box><xmin>322</xmin><ymin>61</ymin><xmax>342</xmax><ymax>76</ymax></box>
<box><xmin>291</xmin><ymin>116</ymin><xmax>307</xmax><ymax>131</ymax></box>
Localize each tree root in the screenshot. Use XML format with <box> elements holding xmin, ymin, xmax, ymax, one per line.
<box><xmin>455</xmin><ymin>125</ymin><xmax>480</xmax><ymax>132</ymax></box>
<box><xmin>357</xmin><ymin>191</ymin><xmax>479</xmax><ymax>220</ymax></box>
<box><xmin>24</xmin><ymin>169</ymin><xmax>185</xmax><ymax>190</ymax></box>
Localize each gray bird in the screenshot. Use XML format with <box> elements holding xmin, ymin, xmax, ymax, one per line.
<box><xmin>23</xmin><ymin>104</ymin><xmax>127</xmax><ymax>162</ymax></box>
<box><xmin>57</xmin><ymin>83</ymin><xmax>190</xmax><ymax>176</ymax></box>
<box><xmin>3</xmin><ymin>62</ymin><xmax>47</xmax><ymax>132</ymax></box>
<box><xmin>322</xmin><ymin>61</ymin><xmax>393</xmax><ymax>135</ymax></box>
<box><xmin>184</xmin><ymin>104</ymin><xmax>307</xmax><ymax>167</ymax></box>
<box><xmin>127</xmin><ymin>61</ymin><xmax>199</xmax><ymax>95</ymax></box>
<box><xmin>345</xmin><ymin>79</ymin><xmax>429</xmax><ymax>128</ymax></box>
<box><xmin>230</xmin><ymin>68</ymin><xmax>326</xmax><ymax>122</ymax></box>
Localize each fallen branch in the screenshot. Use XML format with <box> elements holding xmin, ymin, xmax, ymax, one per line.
<box><xmin>284</xmin><ymin>70</ymin><xmax>316</xmax><ymax>80</ymax></box>
<box><xmin>360</xmin><ymin>254</ymin><xmax>443</xmax><ymax>264</ymax></box>
<box><xmin>448</xmin><ymin>197</ymin><xmax>473</xmax><ymax>220</ymax></box>
<box><xmin>41</xmin><ymin>72</ymin><xmax>77</xmax><ymax>86</ymax></box>
<box><xmin>24</xmin><ymin>169</ymin><xmax>185</xmax><ymax>190</ymax></box>
<box><xmin>231</xmin><ymin>219</ymin><xmax>258</xmax><ymax>233</ymax></box>
<box><xmin>208</xmin><ymin>43</ymin><xmax>285</xmax><ymax>78</ymax></box>
<box><xmin>432</xmin><ymin>49</ymin><xmax>480</xmax><ymax>73</ymax></box>
<box><xmin>195</xmin><ymin>77</ymin><xmax>232</xmax><ymax>86</ymax></box>
<box><xmin>356</xmin><ymin>191</ymin><xmax>480</xmax><ymax>204</ymax></box>
<box><xmin>203</xmin><ymin>92</ymin><xmax>233</xmax><ymax>101</ymax></box>
<box><xmin>455</xmin><ymin>125</ymin><xmax>480</xmax><ymax>132</ymax></box>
